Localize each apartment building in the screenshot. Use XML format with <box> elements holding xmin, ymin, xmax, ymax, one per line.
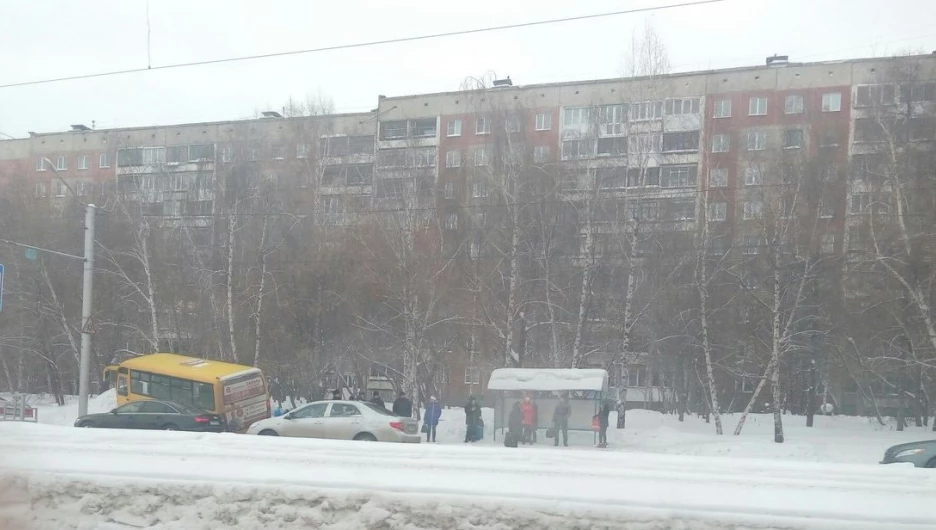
<box><xmin>1</xmin><ymin>53</ymin><xmax>933</xmax><ymax>406</ymax></box>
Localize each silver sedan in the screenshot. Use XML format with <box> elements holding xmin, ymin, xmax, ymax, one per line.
<box><xmin>246</xmin><ymin>400</ymin><xmax>421</xmax><ymax>443</ymax></box>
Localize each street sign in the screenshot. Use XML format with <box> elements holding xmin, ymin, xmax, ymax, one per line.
<box><xmin>0</xmin><ymin>263</ymin><xmax>4</xmax><ymax>312</ymax></box>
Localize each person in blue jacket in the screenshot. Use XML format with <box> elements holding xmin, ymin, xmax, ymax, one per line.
<box><xmin>423</xmin><ymin>396</ymin><xmax>442</xmax><ymax>442</ymax></box>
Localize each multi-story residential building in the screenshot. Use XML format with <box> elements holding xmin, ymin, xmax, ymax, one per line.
<box><xmin>2</xmin><ymin>53</ymin><xmax>934</xmax><ymax>408</ymax></box>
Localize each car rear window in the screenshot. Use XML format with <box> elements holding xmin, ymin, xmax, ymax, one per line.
<box><xmin>362</xmin><ymin>402</ymin><xmax>396</xmax><ymax>416</ymax></box>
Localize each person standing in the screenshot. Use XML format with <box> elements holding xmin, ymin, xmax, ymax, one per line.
<box><xmin>392</xmin><ymin>391</ymin><xmax>413</xmax><ymax>418</ymax></box>
<box><xmin>597</xmin><ymin>399</ymin><xmax>612</xmax><ymax>448</ymax></box>
<box><xmin>552</xmin><ymin>396</ymin><xmax>571</xmax><ymax>447</ymax></box>
<box><xmin>464</xmin><ymin>396</ymin><xmax>481</xmax><ymax>442</ymax></box>
<box><xmin>424</xmin><ymin>396</ymin><xmax>442</xmax><ymax>442</ymax></box>
<box><xmin>519</xmin><ymin>395</ymin><xmax>536</xmax><ymax>444</ymax></box>
<box><xmin>371</xmin><ymin>391</ymin><xmax>385</xmax><ymax>409</ymax></box>
<box><xmin>331</xmin><ymin>389</ymin><xmax>342</xmax><ymax>401</ymax></box>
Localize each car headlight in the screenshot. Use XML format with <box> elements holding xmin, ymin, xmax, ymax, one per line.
<box><xmin>895</xmin><ymin>449</ymin><xmax>926</xmax><ymax>458</ymax></box>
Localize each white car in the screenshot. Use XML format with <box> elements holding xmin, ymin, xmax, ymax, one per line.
<box><xmin>246</xmin><ymin>400</ymin><xmax>421</xmax><ymax>443</ymax></box>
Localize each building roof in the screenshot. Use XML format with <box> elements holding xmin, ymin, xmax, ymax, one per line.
<box><xmin>487</xmin><ymin>368</ymin><xmax>609</xmax><ymax>392</ymax></box>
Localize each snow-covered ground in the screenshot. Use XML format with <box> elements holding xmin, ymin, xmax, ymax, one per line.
<box><xmin>3</xmin><ymin>392</ymin><xmax>933</xmax><ymax>528</ymax></box>
<box><xmin>17</xmin><ymin>390</ymin><xmax>936</xmax><ymax>464</ymax></box>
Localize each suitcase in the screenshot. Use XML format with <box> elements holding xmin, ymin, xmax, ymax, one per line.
<box><xmin>504</xmin><ymin>431</ymin><xmax>518</xmax><ymax>448</ymax></box>
<box><xmin>472</xmin><ymin>424</ymin><xmax>484</xmax><ymax>441</ymax></box>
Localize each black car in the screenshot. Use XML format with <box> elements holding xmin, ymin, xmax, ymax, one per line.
<box><xmin>74</xmin><ymin>399</ymin><xmax>226</xmax><ymax>432</ymax></box>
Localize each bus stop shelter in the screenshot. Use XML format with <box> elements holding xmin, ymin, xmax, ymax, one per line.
<box><xmin>487</xmin><ymin>368</ymin><xmax>609</xmax><ymax>442</ymax></box>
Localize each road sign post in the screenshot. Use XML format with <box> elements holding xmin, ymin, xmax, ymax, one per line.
<box><xmin>0</xmin><ymin>263</ymin><xmax>4</xmax><ymax>312</ymax></box>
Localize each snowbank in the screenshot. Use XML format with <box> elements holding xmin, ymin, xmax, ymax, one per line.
<box><xmin>487</xmin><ymin>368</ymin><xmax>608</xmax><ymax>391</ymax></box>
<box><xmin>26</xmin><ymin>389</ymin><xmax>117</xmax><ymax>426</ymax></box>
<box><xmin>2</xmin><ymin>422</ymin><xmax>935</xmax><ymax>529</ymax></box>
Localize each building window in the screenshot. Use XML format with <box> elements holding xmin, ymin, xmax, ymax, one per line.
<box><xmin>819</xmin><ymin>200</ymin><xmax>835</xmax><ymax>219</ymax></box>
<box><xmin>380</xmin><ymin>120</ymin><xmax>408</xmax><ymax>140</ymax></box>
<box><xmin>628</xmin><ymin>134</ymin><xmax>661</xmax><ymax>154</ymax></box>
<box><xmin>474</xmin><ymin>146</ymin><xmax>491</xmax><ymax>166</ymax></box>
<box><xmin>856</xmin><ymin>84</ymin><xmax>897</xmax><ymax>107</ymax></box>
<box><xmin>563</xmin><ymin>107</ymin><xmax>591</xmax><ymax>127</ymax></box>
<box><xmin>271</xmin><ymin>145</ymin><xmax>285</xmax><ymax>160</ymax></box>
<box><xmin>76</xmin><ymin>181</ymin><xmax>90</xmax><ymax>197</ymax></box>
<box><xmin>599</xmin><ymin>105</ymin><xmax>626</xmax><ymax>134</ymax></box>
<box><xmin>533</xmin><ymin>145</ymin><xmax>550</xmax><ymax>163</ymax></box>
<box><xmin>596</xmin><ymin>137</ymin><xmax>627</xmax><ymax>156</ymax></box>
<box><xmin>901</xmin><ymin>82</ymin><xmax>936</xmax><ymax>103</ymax></box>
<box><xmin>445</xmin><ymin>213</ymin><xmax>458</xmax><ymax>230</ymax></box>
<box><xmin>669</xmin><ymin>199</ymin><xmax>695</xmax><ymax>221</ymax></box>
<box><xmin>784</xmin><ymin>95</ymin><xmax>804</xmax><ymax>114</ymax></box>
<box><xmin>77</xmin><ymin>155</ymin><xmax>89</xmax><ymax>170</ymax></box>
<box><xmin>56</xmin><ymin>156</ymin><xmax>67</xmax><ymax>170</ymax></box>
<box><xmin>711</xmin><ymin>134</ymin><xmax>730</xmax><ymax>153</ymax></box>
<box><xmin>444</xmin><ymin>181</ymin><xmax>455</xmax><ymax>200</ymax></box>
<box><xmin>411</xmin><ymin>118</ymin><xmax>437</xmax><ymax>138</ymax></box>
<box><xmin>660</xmin><ymin>165</ymin><xmax>697</xmax><ymax>188</ymax></box>
<box><xmin>744</xmin><ymin>166</ymin><xmax>763</xmax><ymax>185</ymax></box>
<box><xmin>99</xmin><ymin>153</ymin><xmax>110</xmax><ymax>168</ymax></box>
<box><xmin>743</xmin><ymin>201</ymin><xmax>763</xmax><ymax>220</ymax></box>
<box><xmin>36</xmin><ymin>157</ymin><xmax>47</xmax><ymax>171</ymax></box>
<box><xmin>740</xmin><ymin>235</ymin><xmax>763</xmax><ymax>254</ymax></box>
<box><xmin>784</xmin><ymin>129</ymin><xmax>804</xmax><ymax>149</ymax></box>
<box><xmin>713</xmin><ymin>99</ymin><xmax>731</xmax><ymax>118</ymax></box>
<box><xmin>55</xmin><ymin>181</ymin><xmax>68</xmax><ymax>197</ymax></box>
<box><xmin>535</xmin><ymin>112</ymin><xmax>552</xmax><ymax>131</ymax></box>
<box><xmin>296</xmin><ymin>144</ymin><xmax>309</xmax><ymax>159</ymax></box>
<box><xmin>631</xmin><ymin>101</ymin><xmax>663</xmax><ymax>121</ymax></box>
<box><xmin>35</xmin><ymin>182</ymin><xmax>47</xmax><ymax>198</ymax></box>
<box><xmin>505</xmin><ymin>114</ymin><xmax>522</xmax><ymax>133</ymax></box>
<box><xmin>476</xmin><ymin>116</ymin><xmax>491</xmax><ymax>135</ymax></box>
<box><xmin>850</xmin><ymin>194</ymin><xmax>870</xmax><ymax>214</ymax></box>
<box><xmin>708</xmin><ymin>202</ymin><xmax>727</xmax><ymax>222</ymax></box>
<box><xmin>709</xmin><ymin>168</ymin><xmax>728</xmax><ymax>187</ymax></box>
<box><xmin>821</xmin><ymin>92</ymin><xmax>842</xmax><ymax>112</ymax></box>
<box><xmin>445</xmin><ymin>149</ymin><xmax>461</xmax><ymax>168</ymax></box>
<box><xmin>664</xmin><ymin>98</ymin><xmax>700</xmax><ymax>115</ymax></box>
<box><xmin>248</xmin><ymin>148</ymin><xmax>258</xmax><ymax>161</ymax></box>
<box><xmin>661</xmin><ymin>131</ymin><xmax>700</xmax><ymax>152</ymax></box>
<box><xmin>748</xmin><ymin>96</ymin><xmax>767</xmax><ymax>116</ymax></box>
<box><xmin>746</xmin><ymin>131</ymin><xmax>767</xmax><ymax>151</ymax></box>
<box><xmin>626</xmin><ymin>366</ymin><xmax>647</xmax><ymax>387</ymax></box>
<box><xmin>562</xmin><ymin>139</ymin><xmax>590</xmax><ymax>160</ymax></box>
<box><xmin>447</xmin><ymin>118</ymin><xmax>462</xmax><ymax>137</ymax></box>
<box><xmin>464</xmin><ymin>367</ymin><xmax>481</xmax><ymax>385</ymax></box>
<box><xmin>471</xmin><ymin>179</ymin><xmax>488</xmax><ymax>198</ymax></box>
<box><xmin>821</xmin><ymin>234</ymin><xmax>835</xmax><ymax>254</ymax></box>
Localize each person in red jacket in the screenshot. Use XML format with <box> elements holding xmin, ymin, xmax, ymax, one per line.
<box><xmin>519</xmin><ymin>395</ymin><xmax>536</xmax><ymax>444</ymax></box>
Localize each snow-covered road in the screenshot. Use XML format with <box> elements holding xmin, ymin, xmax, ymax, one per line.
<box><xmin>1</xmin><ymin>423</ymin><xmax>934</xmax><ymax>529</ymax></box>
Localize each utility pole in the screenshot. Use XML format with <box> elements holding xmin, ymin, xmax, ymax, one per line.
<box><xmin>78</xmin><ymin>203</ymin><xmax>96</xmax><ymax>417</ymax></box>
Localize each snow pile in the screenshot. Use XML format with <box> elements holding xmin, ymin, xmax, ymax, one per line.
<box><xmin>487</xmin><ymin>368</ymin><xmax>608</xmax><ymax>391</ymax></box>
<box><xmin>1</xmin><ymin>422</ymin><xmax>934</xmax><ymax>529</ymax></box>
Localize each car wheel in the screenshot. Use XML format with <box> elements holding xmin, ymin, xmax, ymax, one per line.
<box><xmin>78</xmin><ymin>421</ymin><xmax>94</xmax><ymax>428</ymax></box>
<box><xmin>259</xmin><ymin>429</ymin><xmax>279</xmax><ymax>436</ymax></box>
<box><xmin>162</xmin><ymin>424</ymin><xmax>178</xmax><ymax>431</ymax></box>
<box><xmin>353</xmin><ymin>433</ymin><xmax>377</xmax><ymax>442</ymax></box>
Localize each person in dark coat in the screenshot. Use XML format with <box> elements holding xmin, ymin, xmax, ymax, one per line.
<box><xmin>597</xmin><ymin>400</ymin><xmax>612</xmax><ymax>448</ymax></box>
<box><xmin>392</xmin><ymin>391</ymin><xmax>413</xmax><ymax>418</ymax></box>
<box><xmin>357</xmin><ymin>390</ymin><xmax>366</xmax><ymax>401</ymax></box>
<box><xmin>424</xmin><ymin>396</ymin><xmax>442</xmax><ymax>442</ymax></box>
<box><xmin>508</xmin><ymin>401</ymin><xmax>523</xmax><ymax>443</ymax></box>
<box><xmin>371</xmin><ymin>391</ymin><xmax>385</xmax><ymax>409</ymax></box>
<box><xmin>464</xmin><ymin>396</ymin><xmax>482</xmax><ymax>442</ymax></box>
<box><xmin>552</xmin><ymin>396</ymin><xmax>571</xmax><ymax>447</ymax></box>
<box><xmin>331</xmin><ymin>389</ymin><xmax>342</xmax><ymax>400</ymax></box>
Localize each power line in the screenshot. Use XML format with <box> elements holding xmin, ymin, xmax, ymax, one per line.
<box><xmin>0</xmin><ymin>0</ymin><xmax>727</xmax><ymax>90</ymax></box>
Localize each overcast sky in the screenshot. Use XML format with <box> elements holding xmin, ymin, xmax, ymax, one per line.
<box><xmin>1</xmin><ymin>0</ymin><xmax>933</xmax><ymax>137</ymax></box>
